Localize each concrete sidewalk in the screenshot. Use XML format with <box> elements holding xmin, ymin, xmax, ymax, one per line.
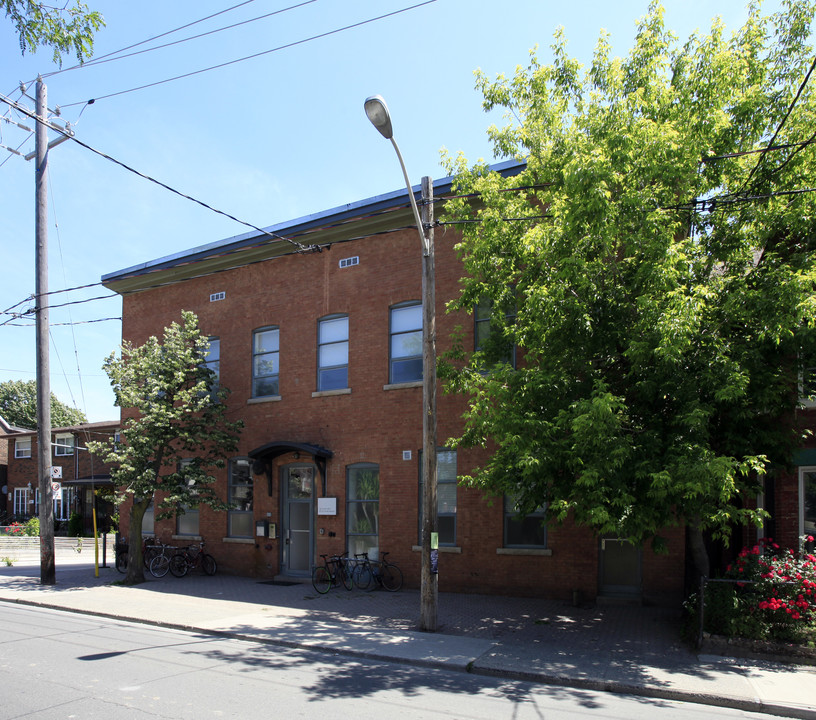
<box><xmin>1</xmin><ymin>554</ymin><xmax>814</xmax><ymax>719</ymax></box>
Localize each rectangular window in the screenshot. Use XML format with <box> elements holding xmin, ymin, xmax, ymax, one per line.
<box><xmin>504</xmin><ymin>494</ymin><xmax>547</xmax><ymax>547</ymax></box>
<box><xmin>14</xmin><ymin>437</ymin><xmax>31</xmax><ymax>458</ymax></box>
<box><xmin>54</xmin><ymin>486</ymin><xmax>76</xmax><ymax>522</ymax></box>
<box><xmin>228</xmin><ymin>457</ymin><xmax>253</xmax><ymax>537</ymax></box>
<box><xmin>347</xmin><ymin>464</ymin><xmax>379</xmax><ymax>557</ymax></box>
<box><xmin>204</xmin><ymin>337</ymin><xmax>220</xmax><ymax>383</ymax></box>
<box><xmin>390</xmin><ymin>302</ymin><xmax>422</xmax><ymax>384</ymax></box>
<box><xmin>475</xmin><ymin>296</ymin><xmax>516</xmax><ymax>368</ymax></box>
<box><xmin>54</xmin><ymin>433</ymin><xmax>74</xmax><ymax>456</ymax></box>
<box><xmin>13</xmin><ymin>487</ymin><xmax>29</xmax><ymax>516</ymax></box>
<box><xmin>176</xmin><ymin>459</ymin><xmax>200</xmax><ymax>536</ymax></box>
<box><xmin>252</xmin><ymin>327</ymin><xmax>280</xmax><ymax>397</ymax></box>
<box><xmin>419</xmin><ymin>449</ymin><xmax>457</xmax><ymax>545</ymax></box>
<box><xmin>141</xmin><ymin>499</ymin><xmax>155</xmax><ymax>536</ymax></box>
<box><xmin>318</xmin><ymin>315</ymin><xmax>349</xmax><ymax>391</ymax></box>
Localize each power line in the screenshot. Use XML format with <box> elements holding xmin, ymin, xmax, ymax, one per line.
<box><xmin>60</xmin><ymin>1</ymin><xmax>437</xmax><ymax>108</ymax></box>
<box><xmin>0</xmin><ymin>91</ymin><xmax>319</xmax><ymax>254</ymax></box>
<box><xmin>37</xmin><ymin>0</ymin><xmax>267</xmax><ymax>82</ymax></box>
<box><xmin>45</xmin><ymin>0</ymin><xmax>319</xmax><ymax>78</ymax></box>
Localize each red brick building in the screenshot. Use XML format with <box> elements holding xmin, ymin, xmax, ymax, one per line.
<box><xmin>4</xmin><ymin>421</ymin><xmax>119</xmax><ymax>534</ymax></box>
<box><xmin>100</xmin><ymin>162</ymin><xmax>814</xmax><ymax>603</ymax></box>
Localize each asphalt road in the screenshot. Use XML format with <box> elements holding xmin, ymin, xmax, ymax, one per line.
<box><xmin>0</xmin><ymin>604</ymin><xmax>797</xmax><ymax>720</ymax></box>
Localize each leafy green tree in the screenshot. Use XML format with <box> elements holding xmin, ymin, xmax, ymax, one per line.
<box><xmin>88</xmin><ymin>311</ymin><xmax>242</xmax><ymax>584</ymax></box>
<box><xmin>2</xmin><ymin>0</ymin><xmax>104</xmax><ymax>65</ymax></box>
<box><xmin>441</xmin><ymin>0</ymin><xmax>816</xmax><ymax>578</ymax></box>
<box><xmin>0</xmin><ymin>379</ymin><xmax>86</xmax><ymax>429</ymax></box>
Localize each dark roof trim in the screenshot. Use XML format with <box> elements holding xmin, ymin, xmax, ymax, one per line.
<box><xmin>101</xmin><ymin>159</ymin><xmax>525</xmax><ymax>293</ymax></box>
<box><xmin>249</xmin><ymin>441</ymin><xmax>333</xmax><ymax>461</ymax></box>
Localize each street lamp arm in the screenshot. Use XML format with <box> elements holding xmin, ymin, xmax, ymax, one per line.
<box><xmin>389</xmin><ymin>136</ymin><xmax>429</xmax><ymax>256</ymax></box>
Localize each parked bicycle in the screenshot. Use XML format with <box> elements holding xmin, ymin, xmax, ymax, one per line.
<box><xmin>169</xmin><ymin>541</ymin><xmax>217</xmax><ymax>577</ymax></box>
<box><xmin>148</xmin><ymin>540</ymin><xmax>178</xmax><ymax>578</ymax></box>
<box><xmin>312</xmin><ymin>552</ymin><xmax>353</xmax><ymax>593</ymax></box>
<box><xmin>353</xmin><ymin>551</ymin><xmax>403</xmax><ymax>592</ymax></box>
<box><xmin>116</xmin><ymin>536</ymin><xmax>170</xmax><ymax>574</ymax></box>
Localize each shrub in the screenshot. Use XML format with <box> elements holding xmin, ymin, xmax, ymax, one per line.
<box><xmin>700</xmin><ymin>536</ymin><xmax>816</xmax><ymax>644</ymax></box>
<box><xmin>67</xmin><ymin>512</ymin><xmax>84</xmax><ymax>537</ymax></box>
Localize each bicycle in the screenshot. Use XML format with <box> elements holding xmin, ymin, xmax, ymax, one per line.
<box><xmin>311</xmin><ymin>552</ymin><xmax>353</xmax><ymax>593</ymax></box>
<box><xmin>148</xmin><ymin>540</ymin><xmax>177</xmax><ymax>578</ymax></box>
<box><xmin>169</xmin><ymin>541</ymin><xmax>217</xmax><ymax>577</ymax></box>
<box><xmin>353</xmin><ymin>551</ymin><xmax>403</xmax><ymax>592</ymax></box>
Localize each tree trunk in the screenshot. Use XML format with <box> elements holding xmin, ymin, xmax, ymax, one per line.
<box><xmin>125</xmin><ymin>497</ymin><xmax>150</xmax><ymax>584</ymax></box>
<box><xmin>687</xmin><ymin>518</ymin><xmax>710</xmax><ymax>580</ymax></box>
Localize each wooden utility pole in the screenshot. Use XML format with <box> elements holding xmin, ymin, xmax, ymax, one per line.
<box><xmin>419</xmin><ymin>176</ymin><xmax>438</xmax><ymax>632</ymax></box>
<box><xmin>35</xmin><ymin>77</ymin><xmax>55</xmax><ymax>584</ymax></box>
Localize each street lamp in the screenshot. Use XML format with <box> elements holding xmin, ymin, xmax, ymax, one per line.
<box><xmin>364</xmin><ymin>95</ymin><xmax>438</xmax><ymax>632</ymax></box>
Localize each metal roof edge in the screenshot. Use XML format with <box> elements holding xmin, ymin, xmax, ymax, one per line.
<box><xmin>101</xmin><ymin>158</ymin><xmax>526</xmax><ymax>286</ymax></box>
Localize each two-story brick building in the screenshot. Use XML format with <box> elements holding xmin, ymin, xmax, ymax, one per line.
<box><xmin>100</xmin><ymin>160</ymin><xmax>816</xmax><ymax>602</ymax></box>
<box><xmin>4</xmin><ymin>421</ymin><xmax>119</xmax><ymax>535</ymax></box>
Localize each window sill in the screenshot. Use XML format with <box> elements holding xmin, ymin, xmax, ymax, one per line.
<box><xmin>383</xmin><ymin>381</ymin><xmax>422</xmax><ymax>391</ymax></box>
<box><xmin>496</xmin><ymin>547</ymin><xmax>552</xmax><ymax>556</ymax></box>
<box><xmin>247</xmin><ymin>395</ymin><xmax>282</xmax><ymax>405</ymax></box>
<box><xmin>411</xmin><ymin>545</ymin><xmax>462</xmax><ymax>554</ymax></box>
<box><xmin>172</xmin><ymin>534</ymin><xmax>202</xmax><ymax>541</ymax></box>
<box><xmin>312</xmin><ymin>388</ymin><xmax>351</xmax><ymax>398</ymax></box>
<box><xmin>222</xmin><ymin>537</ymin><xmax>255</xmax><ymax>544</ymax></box>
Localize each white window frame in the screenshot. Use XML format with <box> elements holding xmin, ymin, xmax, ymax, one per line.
<box><xmin>54</xmin><ymin>432</ymin><xmax>74</xmax><ymax>457</ymax></box>
<box><xmin>228</xmin><ymin>457</ymin><xmax>253</xmax><ymax>538</ymax></box>
<box><xmin>317</xmin><ymin>315</ymin><xmax>349</xmax><ymax>391</ymax></box>
<box><xmin>252</xmin><ymin>326</ymin><xmax>280</xmax><ymax>398</ymax></box>
<box><xmin>14</xmin><ymin>437</ymin><xmax>31</xmax><ymax>458</ymax></box>
<box><xmin>390</xmin><ymin>302</ymin><xmax>422</xmax><ymax>384</ymax></box>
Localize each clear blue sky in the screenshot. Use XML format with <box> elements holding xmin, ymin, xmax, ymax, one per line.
<box><xmin>0</xmin><ymin>0</ymin><xmax>788</xmax><ymax>423</ymax></box>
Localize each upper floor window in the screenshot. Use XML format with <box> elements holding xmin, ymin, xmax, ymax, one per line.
<box><xmin>14</xmin><ymin>437</ymin><xmax>31</xmax><ymax>458</ymax></box>
<box><xmin>504</xmin><ymin>494</ymin><xmax>547</xmax><ymax>548</ymax></box>
<box><xmin>54</xmin><ymin>433</ymin><xmax>74</xmax><ymax>456</ymax></box>
<box><xmin>204</xmin><ymin>337</ymin><xmax>220</xmax><ymax>383</ymax></box>
<box><xmin>318</xmin><ymin>315</ymin><xmax>349</xmax><ymax>391</ymax></box>
<box><xmin>475</xmin><ymin>296</ymin><xmax>516</xmax><ymax>369</ymax></box>
<box><xmin>252</xmin><ymin>327</ymin><xmax>279</xmax><ymax>397</ymax></box>
<box><xmin>390</xmin><ymin>302</ymin><xmax>422</xmax><ymax>384</ymax></box>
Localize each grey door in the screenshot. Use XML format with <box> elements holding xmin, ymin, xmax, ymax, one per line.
<box><xmin>281</xmin><ymin>465</ymin><xmax>314</xmax><ymax>576</ymax></box>
<box><xmin>599</xmin><ymin>536</ymin><xmax>642</xmax><ymax>596</ymax></box>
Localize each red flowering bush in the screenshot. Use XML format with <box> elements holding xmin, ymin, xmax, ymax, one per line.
<box><xmin>703</xmin><ymin>536</ymin><xmax>816</xmax><ymax>644</ymax></box>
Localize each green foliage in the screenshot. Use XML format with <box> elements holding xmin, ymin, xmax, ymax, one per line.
<box><xmin>67</xmin><ymin>512</ymin><xmax>83</xmax><ymax>537</ymax></box>
<box><xmin>441</xmin><ymin>1</ymin><xmax>816</xmax><ymax>559</ymax></box>
<box><xmin>87</xmin><ymin>311</ymin><xmax>243</xmax><ymax>582</ymax></box>
<box><xmin>697</xmin><ymin>537</ymin><xmax>816</xmax><ymax>644</ymax></box>
<box><xmin>0</xmin><ymin>379</ymin><xmax>87</xmax><ymax>430</ymax></box>
<box><xmin>1</xmin><ymin>0</ymin><xmax>104</xmax><ymax>66</ymax></box>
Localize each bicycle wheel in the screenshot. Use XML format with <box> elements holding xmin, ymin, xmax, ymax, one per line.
<box><xmin>312</xmin><ymin>566</ymin><xmax>332</xmax><ymax>594</ymax></box>
<box><xmin>115</xmin><ymin>550</ymin><xmax>128</xmax><ymax>574</ymax></box>
<box><xmin>202</xmin><ymin>554</ymin><xmax>217</xmax><ymax>576</ymax></box>
<box><xmin>353</xmin><ymin>563</ymin><xmax>372</xmax><ymax>590</ymax></box>
<box><xmin>142</xmin><ymin>546</ymin><xmax>157</xmax><ymax>568</ymax></box>
<box><xmin>169</xmin><ymin>553</ymin><xmax>188</xmax><ymax>577</ymax></box>
<box><xmin>340</xmin><ymin>563</ymin><xmax>353</xmax><ymax>591</ymax></box>
<box><xmin>149</xmin><ymin>554</ymin><xmax>170</xmax><ymax>578</ymax></box>
<box><xmin>380</xmin><ymin>563</ymin><xmax>403</xmax><ymax>592</ymax></box>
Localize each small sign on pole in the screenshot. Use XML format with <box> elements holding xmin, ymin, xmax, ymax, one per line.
<box><xmin>50</xmin><ymin>466</ymin><xmax>62</xmax><ymax>479</ymax></box>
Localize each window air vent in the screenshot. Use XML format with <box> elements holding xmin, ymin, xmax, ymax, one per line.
<box><xmin>402</xmin><ymin>450</ymin><xmax>412</xmax><ymax>461</ymax></box>
<box><xmin>210</xmin><ymin>291</ymin><xmax>226</xmax><ymax>302</ymax></box>
<box><xmin>339</xmin><ymin>256</ymin><xmax>359</xmax><ymax>269</ymax></box>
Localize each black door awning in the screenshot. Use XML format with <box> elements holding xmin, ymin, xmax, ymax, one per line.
<box><xmin>248</xmin><ymin>441</ymin><xmax>333</xmax><ymax>495</ymax></box>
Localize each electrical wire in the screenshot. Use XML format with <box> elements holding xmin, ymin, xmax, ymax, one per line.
<box><xmin>59</xmin><ymin>1</ymin><xmax>437</xmax><ymax>108</ymax></box>
<box><xmin>37</xmin><ymin>0</ymin><xmax>267</xmax><ymax>81</ymax></box>
<box><xmin>0</xmin><ymin>91</ymin><xmax>318</xmax><ymax>254</ymax></box>
<box><xmin>44</xmin><ymin>0</ymin><xmax>319</xmax><ymax>77</ymax></box>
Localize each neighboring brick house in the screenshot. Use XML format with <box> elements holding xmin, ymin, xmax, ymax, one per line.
<box><xmin>0</xmin><ymin>415</ymin><xmax>26</xmax><ymax>521</ymax></box>
<box><xmin>100</xmin><ymin>161</ymin><xmax>814</xmax><ymax>603</ymax></box>
<box><xmin>5</xmin><ymin>421</ymin><xmax>119</xmax><ymax>535</ymax></box>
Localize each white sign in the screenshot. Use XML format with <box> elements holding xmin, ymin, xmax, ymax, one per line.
<box><xmin>317</xmin><ymin>497</ymin><xmax>337</xmax><ymax>516</ymax></box>
<box><xmin>50</xmin><ymin>466</ymin><xmax>62</xmax><ymax>479</ymax></box>
<box><xmin>51</xmin><ymin>482</ymin><xmax>61</xmax><ymax>493</ymax></box>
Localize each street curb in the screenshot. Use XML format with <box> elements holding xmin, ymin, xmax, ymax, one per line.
<box><xmin>3</xmin><ymin>594</ymin><xmax>815</xmax><ymax>720</ymax></box>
